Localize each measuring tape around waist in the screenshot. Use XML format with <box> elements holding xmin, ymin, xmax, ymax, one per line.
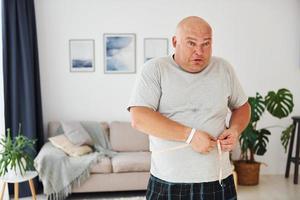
<box><xmin>151</xmin><ymin>140</ymin><xmax>223</xmax><ymax>186</ymax></box>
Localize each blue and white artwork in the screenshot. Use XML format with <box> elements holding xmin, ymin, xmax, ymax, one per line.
<box><xmin>104</xmin><ymin>34</ymin><xmax>136</xmax><ymax>73</ymax></box>
<box><xmin>70</xmin><ymin>40</ymin><xmax>94</xmax><ymax>72</ymax></box>
<box><xmin>144</xmin><ymin>38</ymin><xmax>169</xmax><ymax>62</ymax></box>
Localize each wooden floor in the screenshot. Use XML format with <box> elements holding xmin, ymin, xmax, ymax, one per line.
<box><xmin>237</xmin><ymin>175</ymin><xmax>300</xmax><ymax>200</ymax></box>
<box><xmin>17</xmin><ymin>175</ymin><xmax>300</xmax><ymax>200</ymax></box>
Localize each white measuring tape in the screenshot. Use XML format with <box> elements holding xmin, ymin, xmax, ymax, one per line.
<box><xmin>217</xmin><ymin>139</ymin><xmax>223</xmax><ymax>186</ymax></box>
<box><xmin>151</xmin><ymin>139</ymin><xmax>223</xmax><ymax>186</ymax></box>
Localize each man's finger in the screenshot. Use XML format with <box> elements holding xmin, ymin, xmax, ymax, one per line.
<box><xmin>221</xmin><ymin>144</ymin><xmax>232</xmax><ymax>151</ymax></box>
<box><xmin>206</xmin><ymin>147</ymin><xmax>212</xmax><ymax>151</ymax></box>
<box><xmin>209</xmin><ymin>135</ymin><xmax>217</xmax><ymax>141</ymax></box>
<box><xmin>220</xmin><ymin>139</ymin><xmax>233</xmax><ymax>145</ymax></box>
<box><xmin>218</xmin><ymin>131</ymin><xmax>230</xmax><ymax>140</ymax></box>
<box><xmin>209</xmin><ymin>140</ymin><xmax>217</xmax><ymax>147</ymax></box>
<box><xmin>201</xmin><ymin>150</ymin><xmax>209</xmax><ymax>154</ymax></box>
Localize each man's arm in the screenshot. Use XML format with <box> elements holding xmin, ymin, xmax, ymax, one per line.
<box><xmin>229</xmin><ymin>102</ymin><xmax>251</xmax><ymax>135</ymax></box>
<box><xmin>130</xmin><ymin>106</ymin><xmax>217</xmax><ymax>153</ymax></box>
<box><xmin>218</xmin><ymin>102</ymin><xmax>251</xmax><ymax>151</ymax></box>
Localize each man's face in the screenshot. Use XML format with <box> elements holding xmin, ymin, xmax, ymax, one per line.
<box><xmin>173</xmin><ymin>28</ymin><xmax>212</xmax><ymax>73</ymax></box>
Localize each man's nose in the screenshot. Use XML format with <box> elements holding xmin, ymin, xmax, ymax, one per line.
<box><xmin>194</xmin><ymin>45</ymin><xmax>204</xmax><ymax>55</ymax></box>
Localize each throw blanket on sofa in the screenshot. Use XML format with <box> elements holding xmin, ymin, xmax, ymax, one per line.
<box><xmin>34</xmin><ymin>122</ymin><xmax>116</xmax><ymax>200</ymax></box>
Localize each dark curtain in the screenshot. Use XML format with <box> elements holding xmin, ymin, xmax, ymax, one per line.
<box><xmin>2</xmin><ymin>0</ymin><xmax>44</xmax><ymax>197</ymax></box>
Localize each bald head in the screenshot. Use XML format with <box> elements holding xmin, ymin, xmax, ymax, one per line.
<box><xmin>172</xmin><ymin>16</ymin><xmax>213</xmax><ymax>73</ymax></box>
<box><xmin>176</xmin><ymin>16</ymin><xmax>212</xmax><ymax>38</ymax></box>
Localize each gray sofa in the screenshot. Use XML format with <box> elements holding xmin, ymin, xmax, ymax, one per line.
<box><xmin>47</xmin><ymin>121</ymin><xmax>150</xmax><ymax>193</ymax></box>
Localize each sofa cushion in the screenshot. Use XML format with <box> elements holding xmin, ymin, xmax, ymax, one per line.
<box><xmin>111</xmin><ymin>152</ymin><xmax>150</xmax><ymax>173</ymax></box>
<box><xmin>61</xmin><ymin>121</ymin><xmax>93</xmax><ymax>146</ymax></box>
<box><xmin>48</xmin><ymin>134</ymin><xmax>93</xmax><ymax>157</ymax></box>
<box><xmin>90</xmin><ymin>157</ymin><xmax>112</xmax><ymax>174</ymax></box>
<box><xmin>47</xmin><ymin>121</ymin><xmax>109</xmax><ymax>139</ymax></box>
<box><xmin>109</xmin><ymin>121</ymin><xmax>149</xmax><ymax>151</ymax></box>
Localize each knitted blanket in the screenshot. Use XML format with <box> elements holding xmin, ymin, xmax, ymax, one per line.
<box><xmin>34</xmin><ymin>121</ymin><xmax>116</xmax><ymax>200</ymax></box>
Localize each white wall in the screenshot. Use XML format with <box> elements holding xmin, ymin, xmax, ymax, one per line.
<box><xmin>34</xmin><ymin>0</ymin><xmax>300</xmax><ymax>174</ymax></box>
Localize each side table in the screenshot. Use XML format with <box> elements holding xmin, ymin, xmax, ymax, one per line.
<box><xmin>0</xmin><ymin>171</ymin><xmax>38</xmax><ymax>200</ymax></box>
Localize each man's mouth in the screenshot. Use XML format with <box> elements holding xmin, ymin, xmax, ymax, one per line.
<box><xmin>192</xmin><ymin>59</ymin><xmax>203</xmax><ymax>62</ymax></box>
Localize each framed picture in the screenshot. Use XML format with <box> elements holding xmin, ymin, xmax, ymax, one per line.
<box><xmin>69</xmin><ymin>39</ymin><xmax>95</xmax><ymax>72</ymax></box>
<box><xmin>103</xmin><ymin>33</ymin><xmax>136</xmax><ymax>74</ymax></box>
<box><xmin>144</xmin><ymin>38</ymin><xmax>169</xmax><ymax>62</ymax></box>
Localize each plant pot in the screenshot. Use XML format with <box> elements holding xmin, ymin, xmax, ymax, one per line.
<box><xmin>234</xmin><ymin>161</ymin><xmax>261</xmax><ymax>185</ymax></box>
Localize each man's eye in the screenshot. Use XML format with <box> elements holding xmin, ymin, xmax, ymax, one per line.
<box><xmin>187</xmin><ymin>41</ymin><xmax>196</xmax><ymax>46</ymax></box>
<box><xmin>203</xmin><ymin>41</ymin><xmax>210</xmax><ymax>46</ymax></box>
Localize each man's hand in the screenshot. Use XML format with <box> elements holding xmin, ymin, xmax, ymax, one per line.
<box><xmin>218</xmin><ymin>128</ymin><xmax>239</xmax><ymax>152</ymax></box>
<box><xmin>190</xmin><ymin>130</ymin><xmax>217</xmax><ymax>154</ymax></box>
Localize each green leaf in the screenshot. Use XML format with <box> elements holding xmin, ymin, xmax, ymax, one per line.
<box><xmin>281</xmin><ymin>124</ymin><xmax>295</xmax><ymax>153</ymax></box>
<box><xmin>240</xmin><ymin>123</ymin><xmax>258</xmax><ymax>159</ymax></box>
<box><xmin>254</xmin><ymin>129</ymin><xmax>271</xmax><ymax>156</ymax></box>
<box><xmin>0</xmin><ymin>126</ymin><xmax>36</xmax><ymax>176</ymax></box>
<box><xmin>265</xmin><ymin>88</ymin><xmax>294</xmax><ymax>119</ymax></box>
<box><xmin>248</xmin><ymin>93</ymin><xmax>265</xmax><ymax>123</ymax></box>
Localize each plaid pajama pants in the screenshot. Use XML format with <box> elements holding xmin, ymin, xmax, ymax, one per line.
<box><xmin>146</xmin><ymin>174</ymin><xmax>237</xmax><ymax>200</ymax></box>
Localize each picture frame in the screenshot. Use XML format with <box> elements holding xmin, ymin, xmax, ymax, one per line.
<box><xmin>103</xmin><ymin>33</ymin><xmax>136</xmax><ymax>74</ymax></box>
<box><xmin>144</xmin><ymin>38</ymin><xmax>169</xmax><ymax>62</ymax></box>
<box><xmin>69</xmin><ymin>39</ymin><xmax>95</xmax><ymax>72</ymax></box>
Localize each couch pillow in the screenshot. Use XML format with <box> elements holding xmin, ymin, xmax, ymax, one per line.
<box><xmin>90</xmin><ymin>157</ymin><xmax>112</xmax><ymax>174</ymax></box>
<box><xmin>47</xmin><ymin>122</ymin><xmax>109</xmax><ymax>140</ymax></box>
<box><xmin>49</xmin><ymin>134</ymin><xmax>93</xmax><ymax>157</ymax></box>
<box><xmin>61</xmin><ymin>121</ymin><xmax>93</xmax><ymax>146</ymax></box>
<box><xmin>111</xmin><ymin>152</ymin><xmax>150</xmax><ymax>173</ymax></box>
<box><xmin>109</xmin><ymin>121</ymin><xmax>149</xmax><ymax>152</ymax></box>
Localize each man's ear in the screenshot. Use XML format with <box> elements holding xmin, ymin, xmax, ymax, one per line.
<box><xmin>172</xmin><ymin>36</ymin><xmax>177</xmax><ymax>48</ymax></box>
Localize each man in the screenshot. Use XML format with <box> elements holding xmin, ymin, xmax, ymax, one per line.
<box><xmin>127</xmin><ymin>16</ymin><xmax>250</xmax><ymax>200</ymax></box>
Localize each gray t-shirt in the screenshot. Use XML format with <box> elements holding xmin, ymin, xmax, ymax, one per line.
<box><xmin>127</xmin><ymin>55</ymin><xmax>248</xmax><ymax>183</ymax></box>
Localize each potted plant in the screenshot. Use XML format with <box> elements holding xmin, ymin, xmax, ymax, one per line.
<box><xmin>234</xmin><ymin>88</ymin><xmax>294</xmax><ymax>185</ymax></box>
<box><xmin>0</xmin><ymin>124</ymin><xmax>36</xmax><ymax>177</ymax></box>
